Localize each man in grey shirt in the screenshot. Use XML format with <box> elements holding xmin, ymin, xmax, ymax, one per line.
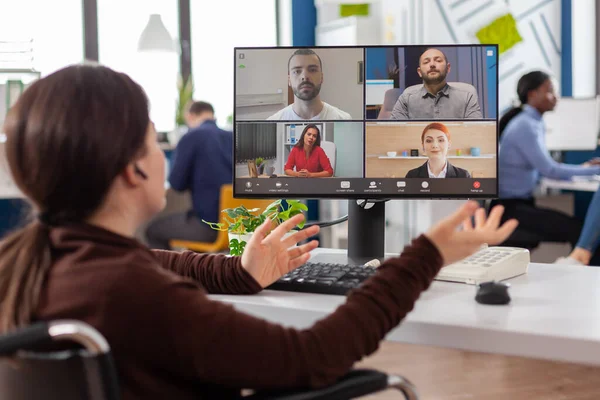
<box><xmin>390</xmin><ymin>48</ymin><xmax>483</xmax><ymax>120</ymax></box>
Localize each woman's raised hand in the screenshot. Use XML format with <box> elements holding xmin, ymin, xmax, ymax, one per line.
<box><xmin>424</xmin><ymin>201</ymin><xmax>519</xmax><ymax>266</ymax></box>
<box><xmin>241</xmin><ymin>214</ymin><xmax>320</xmax><ymax>288</ymax></box>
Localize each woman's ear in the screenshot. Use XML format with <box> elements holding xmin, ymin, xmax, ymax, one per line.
<box><xmin>121</xmin><ymin>163</ymin><xmax>142</xmax><ymax>187</ymax></box>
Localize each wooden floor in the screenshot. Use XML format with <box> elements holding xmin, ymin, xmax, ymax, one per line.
<box><xmin>355</xmin><ymin>341</ymin><xmax>600</xmax><ymax>399</ymax></box>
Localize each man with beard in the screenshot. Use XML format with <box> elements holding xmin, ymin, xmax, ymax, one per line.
<box><xmin>268</xmin><ymin>49</ymin><xmax>352</xmax><ymax>120</ymax></box>
<box><xmin>390</xmin><ymin>48</ymin><xmax>482</xmax><ymax>120</ymax></box>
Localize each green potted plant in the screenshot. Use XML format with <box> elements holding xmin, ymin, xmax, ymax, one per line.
<box><xmin>255</xmin><ymin>157</ymin><xmax>265</xmax><ymax>175</ymax></box>
<box><xmin>168</xmin><ymin>74</ymin><xmax>194</xmax><ymax>147</ymax></box>
<box><xmin>175</xmin><ymin>74</ymin><xmax>194</xmax><ymax>127</ymax></box>
<box><xmin>202</xmin><ymin>199</ymin><xmax>308</xmax><ymax>256</ymax></box>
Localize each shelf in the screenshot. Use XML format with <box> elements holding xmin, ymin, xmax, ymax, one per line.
<box><xmin>377</xmin><ymin>155</ymin><xmax>496</xmax><ymax>160</ymax></box>
<box><xmin>450</xmin><ymin>155</ymin><xmax>496</xmax><ymax>159</ymax></box>
<box><xmin>236</xmin><ymin>93</ymin><xmax>284</xmax><ymax>108</ymax></box>
<box><xmin>378</xmin><ymin>156</ymin><xmax>427</xmax><ymax>159</ymax></box>
<box><xmin>0</xmin><ymin>68</ymin><xmax>38</xmax><ymax>73</ymax></box>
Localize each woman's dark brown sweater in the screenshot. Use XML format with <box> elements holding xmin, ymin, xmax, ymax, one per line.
<box><xmin>35</xmin><ymin>223</ymin><xmax>443</xmax><ymax>399</ymax></box>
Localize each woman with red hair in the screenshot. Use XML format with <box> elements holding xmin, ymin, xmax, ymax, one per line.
<box><xmin>405</xmin><ymin>122</ymin><xmax>471</xmax><ymax>178</ymax></box>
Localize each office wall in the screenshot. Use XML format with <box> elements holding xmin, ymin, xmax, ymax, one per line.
<box><xmin>330</xmin><ymin>122</ymin><xmax>362</xmax><ymax>177</ymax></box>
<box><xmin>377</xmin><ymin>0</ymin><xmax>563</xmax><ymax>113</ymax></box>
<box><xmin>191</xmin><ymin>1</ymin><xmax>277</xmax><ymax>126</ymax></box>
<box><xmin>318</xmin><ymin>47</ymin><xmax>363</xmax><ymax>119</ymax></box>
<box><xmin>235</xmin><ymin>49</ymin><xmax>290</xmax><ymax>120</ymax></box>
<box><xmin>572</xmin><ymin>0</ymin><xmax>596</xmax><ymax>97</ymax></box>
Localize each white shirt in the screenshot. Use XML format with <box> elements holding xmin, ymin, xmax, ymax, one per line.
<box><xmin>427</xmin><ymin>161</ymin><xmax>448</xmax><ymax>178</ymax></box>
<box><xmin>267</xmin><ymin>102</ymin><xmax>352</xmax><ymax>120</ymax></box>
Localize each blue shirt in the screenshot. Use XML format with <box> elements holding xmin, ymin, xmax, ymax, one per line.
<box><xmin>499</xmin><ymin>105</ymin><xmax>600</xmax><ymax>198</ymax></box>
<box><xmin>169</xmin><ymin>120</ymin><xmax>233</xmax><ymax>222</ymax></box>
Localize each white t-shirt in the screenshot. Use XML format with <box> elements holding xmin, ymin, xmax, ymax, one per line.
<box><xmin>267</xmin><ymin>102</ymin><xmax>352</xmax><ymax>120</ymax></box>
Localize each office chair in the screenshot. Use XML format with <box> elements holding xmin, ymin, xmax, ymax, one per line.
<box><xmin>320</xmin><ymin>140</ymin><xmax>336</xmax><ymax>175</ymax></box>
<box><xmin>377</xmin><ymin>88</ymin><xmax>402</xmax><ymax>119</ymax></box>
<box><xmin>246</xmin><ymin>370</ymin><xmax>418</xmax><ymax>399</ymax></box>
<box><xmin>479</xmin><ymin>200</ymin><xmax>541</xmax><ymax>250</ymax></box>
<box><xmin>0</xmin><ymin>320</ymin><xmax>120</xmax><ymax>400</ymax></box>
<box><xmin>0</xmin><ymin>320</ymin><xmax>419</xmax><ymax>399</ymax></box>
<box><xmin>169</xmin><ymin>184</ymin><xmax>273</xmax><ymax>252</ymax></box>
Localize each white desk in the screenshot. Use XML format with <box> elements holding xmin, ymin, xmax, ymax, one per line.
<box><xmin>540</xmin><ymin>177</ymin><xmax>599</xmax><ymax>193</ymax></box>
<box><xmin>211</xmin><ymin>249</ymin><xmax>600</xmax><ymax>367</ymax></box>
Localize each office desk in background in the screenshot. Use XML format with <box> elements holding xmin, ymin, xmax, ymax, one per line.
<box><xmin>211</xmin><ymin>248</ymin><xmax>600</xmax><ymax>367</ymax></box>
<box><xmin>540</xmin><ymin>177</ymin><xmax>599</xmax><ymax>194</ymax></box>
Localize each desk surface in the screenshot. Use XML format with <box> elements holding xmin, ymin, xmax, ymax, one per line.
<box><xmin>540</xmin><ymin>177</ymin><xmax>599</xmax><ymax>192</ymax></box>
<box><xmin>211</xmin><ymin>249</ymin><xmax>600</xmax><ymax>366</ymax></box>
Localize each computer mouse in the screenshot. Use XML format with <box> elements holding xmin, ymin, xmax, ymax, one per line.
<box><xmin>270</xmin><ymin>174</ymin><xmax>278</xmax><ymax>178</ymax></box>
<box><xmin>475</xmin><ymin>281</ymin><xmax>511</xmax><ymax>305</ymax></box>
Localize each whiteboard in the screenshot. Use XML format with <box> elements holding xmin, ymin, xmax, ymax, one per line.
<box><xmin>543</xmin><ymin>97</ymin><xmax>600</xmax><ymax>151</ymax></box>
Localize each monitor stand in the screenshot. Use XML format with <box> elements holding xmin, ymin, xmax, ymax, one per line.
<box><xmin>312</xmin><ymin>199</ymin><xmax>386</xmax><ymax>266</ymax></box>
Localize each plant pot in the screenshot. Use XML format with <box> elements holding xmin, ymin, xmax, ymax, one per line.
<box><xmin>228</xmin><ymin>232</ymin><xmax>254</xmax><ymax>246</ymax></box>
<box><xmin>228</xmin><ymin>230</ymin><xmax>298</xmax><ymax>255</ymax></box>
<box><xmin>257</xmin><ymin>164</ymin><xmax>265</xmax><ymax>175</ymax></box>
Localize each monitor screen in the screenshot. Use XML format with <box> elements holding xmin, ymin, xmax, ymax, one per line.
<box><xmin>233</xmin><ymin>44</ymin><xmax>498</xmax><ymax>199</ymax></box>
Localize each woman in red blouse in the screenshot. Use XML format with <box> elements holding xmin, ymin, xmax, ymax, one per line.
<box><xmin>284</xmin><ymin>124</ymin><xmax>334</xmax><ymax>177</ymax></box>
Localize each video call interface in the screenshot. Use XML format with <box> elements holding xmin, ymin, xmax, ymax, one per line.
<box><xmin>234</xmin><ymin>44</ymin><xmax>498</xmax><ymax>198</ymax></box>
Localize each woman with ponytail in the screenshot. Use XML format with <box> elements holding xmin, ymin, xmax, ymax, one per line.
<box><xmin>493</xmin><ymin>71</ymin><xmax>600</xmax><ymax>265</ymax></box>
<box><xmin>0</xmin><ymin>65</ymin><xmax>516</xmax><ymax>399</ymax></box>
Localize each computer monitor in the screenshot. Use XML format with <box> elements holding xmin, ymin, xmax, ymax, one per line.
<box><xmin>543</xmin><ymin>96</ymin><xmax>600</xmax><ymax>151</ymax></box>
<box><xmin>233</xmin><ymin>44</ymin><xmax>499</xmax><ymax>262</ymax></box>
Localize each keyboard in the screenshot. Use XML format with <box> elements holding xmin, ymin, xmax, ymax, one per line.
<box><xmin>268</xmin><ymin>246</ymin><xmax>530</xmax><ymax>296</ymax></box>
<box><xmin>267</xmin><ymin>262</ymin><xmax>378</xmax><ymax>295</ymax></box>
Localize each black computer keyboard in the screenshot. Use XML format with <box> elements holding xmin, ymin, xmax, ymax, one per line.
<box><xmin>267</xmin><ymin>262</ymin><xmax>378</xmax><ymax>296</ymax></box>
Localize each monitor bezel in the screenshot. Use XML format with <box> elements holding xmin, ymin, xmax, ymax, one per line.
<box><xmin>233</xmin><ymin>44</ymin><xmax>499</xmax><ymax>200</ymax></box>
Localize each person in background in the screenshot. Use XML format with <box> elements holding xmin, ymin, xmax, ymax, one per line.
<box><xmin>555</xmin><ymin>188</ymin><xmax>600</xmax><ymax>266</ymax></box>
<box><xmin>268</xmin><ymin>49</ymin><xmax>352</xmax><ymax>120</ymax></box>
<box><xmin>391</xmin><ymin>48</ymin><xmax>482</xmax><ymax>120</ymax></box>
<box><xmin>405</xmin><ymin>122</ymin><xmax>471</xmax><ymax>178</ymax></box>
<box><xmin>284</xmin><ymin>124</ymin><xmax>333</xmax><ymax>177</ymax></box>
<box><xmin>0</xmin><ymin>64</ymin><xmax>517</xmax><ymax>399</ymax></box>
<box><xmin>493</xmin><ymin>70</ymin><xmax>600</xmax><ymax>265</ymax></box>
<box><xmin>145</xmin><ymin>101</ymin><xmax>232</xmax><ymax>249</ymax></box>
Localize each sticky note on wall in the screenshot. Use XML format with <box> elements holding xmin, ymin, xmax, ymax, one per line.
<box><xmin>476</xmin><ymin>13</ymin><xmax>523</xmax><ymax>54</ymax></box>
<box><xmin>339</xmin><ymin>4</ymin><xmax>370</xmax><ymax>17</ymax></box>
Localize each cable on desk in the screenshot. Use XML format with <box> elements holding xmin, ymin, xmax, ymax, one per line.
<box><xmin>302</xmin><ymin>199</ymin><xmax>391</xmax><ymax>229</ymax></box>
<box><xmin>303</xmin><ymin>214</ymin><xmax>348</xmax><ymax>229</ymax></box>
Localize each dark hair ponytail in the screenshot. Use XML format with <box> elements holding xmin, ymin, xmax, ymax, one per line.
<box><xmin>0</xmin><ymin>64</ymin><xmax>149</xmax><ymax>332</ymax></box>
<box><xmin>0</xmin><ymin>221</ymin><xmax>52</xmax><ymax>331</ymax></box>
<box><xmin>499</xmin><ymin>70</ymin><xmax>551</xmax><ymax>138</ymax></box>
<box><xmin>498</xmin><ymin>107</ymin><xmax>524</xmax><ymax>138</ymax></box>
